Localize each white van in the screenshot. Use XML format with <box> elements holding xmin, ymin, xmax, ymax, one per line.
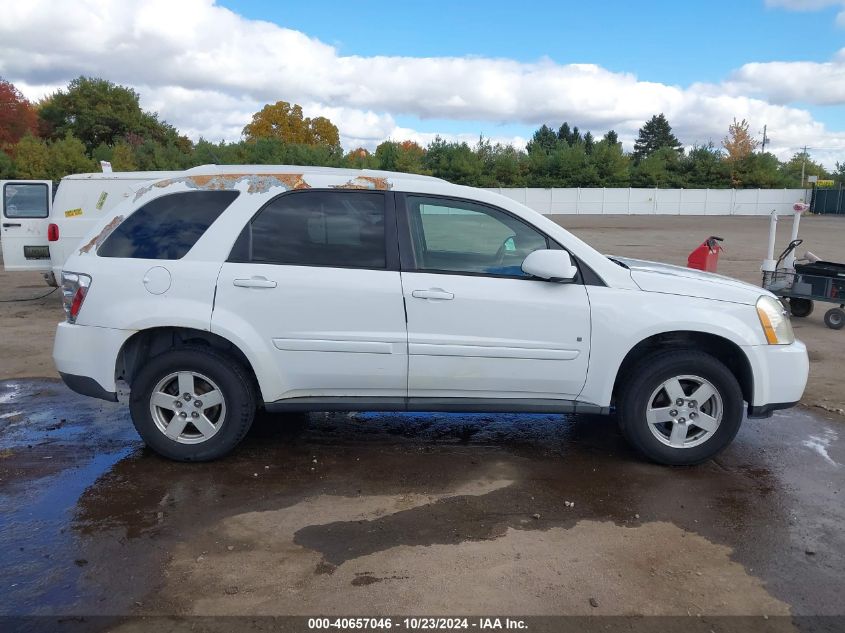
<box><xmin>1</xmin><ymin>171</ymin><xmax>178</xmax><ymax>284</ymax></box>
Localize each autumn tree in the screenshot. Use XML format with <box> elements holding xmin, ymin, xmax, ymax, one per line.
<box><xmin>242</xmin><ymin>101</ymin><xmax>340</xmax><ymax>148</ymax></box>
<box><xmin>344</xmin><ymin>147</ymin><xmax>378</xmax><ymax>169</ymax></box>
<box><xmin>0</xmin><ymin>79</ymin><xmax>39</xmax><ymax>147</ymax></box>
<box><xmin>633</xmin><ymin>113</ymin><xmax>682</xmax><ymax>161</ymax></box>
<box><xmin>722</xmin><ymin>118</ymin><xmax>758</xmax><ymax>162</ymax></box>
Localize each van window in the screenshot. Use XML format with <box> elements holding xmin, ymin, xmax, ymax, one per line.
<box><xmin>3</xmin><ymin>183</ymin><xmax>49</xmax><ymax>219</ymax></box>
<box><xmin>230</xmin><ymin>191</ymin><xmax>386</xmax><ymax>269</ymax></box>
<box><xmin>98</xmin><ymin>191</ymin><xmax>239</xmax><ymax>260</ymax></box>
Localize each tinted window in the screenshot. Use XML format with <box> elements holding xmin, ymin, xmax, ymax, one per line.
<box><xmin>99</xmin><ymin>191</ymin><xmax>239</xmax><ymax>259</ymax></box>
<box><xmin>4</xmin><ymin>183</ymin><xmax>49</xmax><ymax>218</ymax></box>
<box><xmin>406</xmin><ymin>196</ymin><xmax>548</xmax><ymax>277</ymax></box>
<box><xmin>232</xmin><ymin>191</ymin><xmax>386</xmax><ymax>268</ymax></box>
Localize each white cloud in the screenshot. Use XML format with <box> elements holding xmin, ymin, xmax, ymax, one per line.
<box><xmin>765</xmin><ymin>0</ymin><xmax>845</xmax><ymax>25</ymax></box>
<box><xmin>0</xmin><ymin>0</ymin><xmax>843</xmax><ymax>166</ymax></box>
<box><xmin>724</xmin><ymin>54</ymin><xmax>845</xmax><ymax>106</ymax></box>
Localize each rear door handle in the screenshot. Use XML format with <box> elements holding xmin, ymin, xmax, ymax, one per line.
<box><xmin>233</xmin><ymin>276</ymin><xmax>277</xmax><ymax>289</ymax></box>
<box><xmin>2</xmin><ymin>223</ymin><xmax>21</xmax><ymax>228</ymax></box>
<box><xmin>412</xmin><ymin>288</ymin><xmax>454</xmax><ymax>300</ymax></box>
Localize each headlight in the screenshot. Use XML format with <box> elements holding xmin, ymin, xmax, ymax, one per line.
<box><xmin>756</xmin><ymin>295</ymin><xmax>794</xmax><ymax>345</ymax></box>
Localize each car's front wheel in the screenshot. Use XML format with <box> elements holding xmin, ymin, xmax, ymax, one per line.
<box><xmin>617</xmin><ymin>350</ymin><xmax>744</xmax><ymax>465</ymax></box>
<box><xmin>129</xmin><ymin>346</ymin><xmax>256</xmax><ymax>461</ymax></box>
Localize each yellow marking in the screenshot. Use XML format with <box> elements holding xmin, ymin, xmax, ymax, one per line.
<box><xmin>64</xmin><ymin>208</ymin><xmax>83</xmax><ymax>218</ymax></box>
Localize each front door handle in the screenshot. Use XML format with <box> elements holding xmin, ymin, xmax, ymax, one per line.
<box><xmin>233</xmin><ymin>276</ymin><xmax>277</xmax><ymax>289</ymax></box>
<box><xmin>2</xmin><ymin>223</ymin><xmax>22</xmax><ymax>228</ymax></box>
<box><xmin>412</xmin><ymin>288</ymin><xmax>454</xmax><ymax>301</ymax></box>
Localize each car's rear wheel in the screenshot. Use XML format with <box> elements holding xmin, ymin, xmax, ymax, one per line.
<box><xmin>617</xmin><ymin>350</ymin><xmax>744</xmax><ymax>465</ymax></box>
<box><xmin>129</xmin><ymin>346</ymin><xmax>256</xmax><ymax>461</ymax></box>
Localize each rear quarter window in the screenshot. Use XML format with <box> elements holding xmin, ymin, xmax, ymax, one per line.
<box><xmin>98</xmin><ymin>191</ymin><xmax>239</xmax><ymax>259</ymax></box>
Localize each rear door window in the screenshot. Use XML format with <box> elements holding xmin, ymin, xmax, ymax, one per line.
<box><xmin>230</xmin><ymin>190</ymin><xmax>386</xmax><ymax>269</ymax></box>
<box><xmin>98</xmin><ymin>191</ymin><xmax>239</xmax><ymax>259</ymax></box>
<box><xmin>4</xmin><ymin>183</ymin><xmax>49</xmax><ymax>218</ymax></box>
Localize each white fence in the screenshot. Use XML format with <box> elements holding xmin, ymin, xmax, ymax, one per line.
<box><xmin>483</xmin><ymin>187</ymin><xmax>806</xmax><ymax>216</ymax></box>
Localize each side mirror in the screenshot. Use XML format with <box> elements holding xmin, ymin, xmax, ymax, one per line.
<box><xmin>522</xmin><ymin>249</ymin><xmax>578</xmax><ymax>283</ymax></box>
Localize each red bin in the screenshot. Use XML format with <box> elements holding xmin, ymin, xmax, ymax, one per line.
<box><xmin>687</xmin><ymin>236</ymin><xmax>724</xmax><ymax>273</ymax></box>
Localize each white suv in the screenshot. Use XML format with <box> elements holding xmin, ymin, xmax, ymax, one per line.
<box><xmin>53</xmin><ymin>165</ymin><xmax>808</xmax><ymax>464</ymax></box>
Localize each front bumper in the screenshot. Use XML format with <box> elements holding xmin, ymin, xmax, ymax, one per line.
<box><xmin>742</xmin><ymin>339</ymin><xmax>809</xmax><ymax>418</ymax></box>
<box><xmin>53</xmin><ymin>322</ymin><xmax>134</xmax><ymax>401</ymax></box>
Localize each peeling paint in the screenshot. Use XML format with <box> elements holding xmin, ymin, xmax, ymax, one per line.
<box><xmin>331</xmin><ymin>176</ymin><xmax>392</xmax><ymax>191</ymax></box>
<box><xmin>132</xmin><ymin>174</ymin><xmax>311</xmax><ymax>201</ymax></box>
<box><xmin>78</xmin><ymin>215</ymin><xmax>124</xmax><ymax>254</ymax></box>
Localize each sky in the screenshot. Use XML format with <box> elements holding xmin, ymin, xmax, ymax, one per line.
<box><xmin>1</xmin><ymin>0</ymin><xmax>844</xmax><ymax>167</ymax></box>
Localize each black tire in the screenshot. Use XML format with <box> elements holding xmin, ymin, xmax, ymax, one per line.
<box><xmin>789</xmin><ymin>298</ymin><xmax>814</xmax><ymax>318</ymax></box>
<box><xmin>129</xmin><ymin>346</ymin><xmax>256</xmax><ymax>461</ymax></box>
<box><xmin>824</xmin><ymin>307</ymin><xmax>845</xmax><ymax>330</ymax></box>
<box><xmin>617</xmin><ymin>349</ymin><xmax>744</xmax><ymax>466</ymax></box>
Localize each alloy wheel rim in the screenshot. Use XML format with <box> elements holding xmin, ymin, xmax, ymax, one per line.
<box><xmin>645</xmin><ymin>374</ymin><xmax>723</xmax><ymax>449</ymax></box>
<box><xmin>149</xmin><ymin>371</ymin><xmax>226</xmax><ymax>444</ymax></box>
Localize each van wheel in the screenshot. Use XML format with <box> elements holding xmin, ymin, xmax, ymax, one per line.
<box><xmin>129</xmin><ymin>346</ymin><xmax>256</xmax><ymax>461</ymax></box>
<box><xmin>617</xmin><ymin>350</ymin><xmax>743</xmax><ymax>465</ymax></box>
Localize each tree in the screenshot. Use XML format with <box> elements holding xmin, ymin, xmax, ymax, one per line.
<box><xmin>374</xmin><ymin>140</ymin><xmax>427</xmax><ymax>173</ymax></box>
<box><xmin>526</xmin><ymin>125</ymin><xmax>559</xmax><ymax>154</ymax></box>
<box><xmin>0</xmin><ymin>149</ymin><xmax>14</xmax><ymax>178</ymax></box>
<box><xmin>46</xmin><ymin>133</ymin><xmax>97</xmax><ymax>180</ymax></box>
<box><xmin>473</xmin><ymin>137</ymin><xmax>525</xmax><ymax>187</ymax></box>
<box><xmin>780</xmin><ymin>151</ymin><xmax>828</xmax><ymax>187</ymax></box>
<box><xmin>39</xmin><ymin>76</ymin><xmax>179</xmax><ymax>152</ymax></box>
<box><xmin>0</xmin><ymin>79</ymin><xmax>39</xmax><ymax>147</ymax></box>
<box><xmin>557</xmin><ymin>122</ymin><xmax>571</xmax><ymax>143</ymax></box>
<box><xmin>344</xmin><ymin>147</ymin><xmax>378</xmax><ymax>169</ymax></box>
<box><xmin>423</xmin><ymin>137</ymin><xmax>484</xmax><ymax>185</ymax></box>
<box><xmin>583</xmin><ymin>131</ymin><xmax>595</xmax><ymax>154</ymax></box>
<box><xmin>631</xmin><ymin>146</ymin><xmax>682</xmax><ymax>187</ymax></box>
<box><xmin>734</xmin><ymin>152</ymin><xmax>787</xmax><ymax>188</ymax></box>
<box><xmin>834</xmin><ymin>161</ymin><xmax>845</xmax><ymax>185</ymax></box>
<box><xmin>633</xmin><ymin>113</ymin><xmax>682</xmax><ymax>161</ymax></box>
<box><xmin>242</xmin><ymin>101</ymin><xmax>340</xmax><ymax>148</ymax></box>
<box><xmin>722</xmin><ymin>118</ymin><xmax>758</xmax><ymax>162</ymax></box>
<box><xmin>111</xmin><ymin>141</ymin><xmax>139</xmax><ymax>171</ymax></box>
<box><xmin>682</xmin><ymin>143</ymin><xmax>730</xmax><ymax>188</ymax></box>
<box><xmin>11</xmin><ymin>134</ymin><xmax>50</xmax><ymax>179</ymax></box>
<box><xmin>589</xmin><ymin>138</ymin><xmax>629</xmax><ymax>186</ymax></box>
<box><xmin>603</xmin><ymin>130</ymin><xmax>619</xmax><ymax>146</ymax></box>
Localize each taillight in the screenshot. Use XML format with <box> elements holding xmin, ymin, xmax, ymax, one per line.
<box><xmin>47</xmin><ymin>223</ymin><xmax>59</xmax><ymax>241</ymax></box>
<box><xmin>61</xmin><ymin>272</ymin><xmax>92</xmax><ymax>324</ymax></box>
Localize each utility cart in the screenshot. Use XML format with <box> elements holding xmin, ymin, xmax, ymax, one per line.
<box><xmin>761</xmin><ymin>203</ymin><xmax>845</xmax><ymax>330</ymax></box>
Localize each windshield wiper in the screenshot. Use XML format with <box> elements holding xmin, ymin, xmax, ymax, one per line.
<box><xmin>608</xmin><ymin>257</ymin><xmax>629</xmax><ymax>269</ymax></box>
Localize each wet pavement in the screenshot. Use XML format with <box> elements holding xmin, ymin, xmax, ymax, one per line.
<box><xmin>0</xmin><ymin>378</ymin><xmax>843</xmax><ymax>621</ymax></box>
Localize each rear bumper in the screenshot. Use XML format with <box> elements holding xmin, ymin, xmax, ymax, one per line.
<box><xmin>53</xmin><ymin>322</ymin><xmax>134</xmax><ymax>400</ymax></box>
<box><xmin>742</xmin><ymin>339</ymin><xmax>809</xmax><ymax>418</ymax></box>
